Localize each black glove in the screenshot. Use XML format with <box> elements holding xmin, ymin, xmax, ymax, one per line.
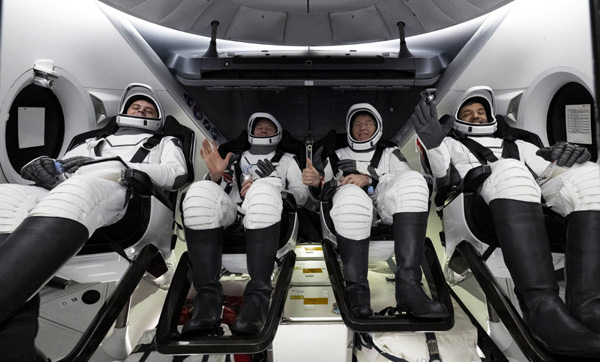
<box><xmin>536</xmin><ymin>141</ymin><xmax>591</xmax><ymax>167</ymax></box>
<box><xmin>60</xmin><ymin>156</ymin><xmax>94</xmax><ymax>173</ymax></box>
<box><xmin>409</xmin><ymin>99</ymin><xmax>455</xmax><ymax>149</ymax></box>
<box><xmin>337</xmin><ymin>159</ymin><xmax>380</xmax><ymax>181</ymax></box>
<box><xmin>20</xmin><ymin>156</ymin><xmax>65</xmax><ymax>190</ymax></box>
<box><xmin>256</xmin><ymin>159</ymin><xmax>277</xmax><ymax>178</ymax></box>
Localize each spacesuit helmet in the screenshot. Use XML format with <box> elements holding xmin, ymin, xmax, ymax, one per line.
<box><xmin>116</xmin><ymin>83</ymin><xmax>163</xmax><ymax>132</ymax></box>
<box><xmin>453</xmin><ymin>86</ymin><xmax>497</xmax><ymax>136</ymax></box>
<box><xmin>247</xmin><ymin>112</ymin><xmax>282</xmax><ymax>145</ymax></box>
<box><xmin>346</xmin><ymin>103</ymin><xmax>383</xmax><ymax>151</ymax></box>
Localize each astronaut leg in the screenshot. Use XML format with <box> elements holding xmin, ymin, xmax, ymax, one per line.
<box><xmin>230</xmin><ymin>179</ymin><xmax>283</xmax><ymax>335</ymax></box>
<box><xmin>181</xmin><ymin>181</ymin><xmax>238</xmax><ymax>336</ymax></box>
<box><xmin>0</xmin><ymin>184</ymin><xmax>48</xmax><ymax>234</ymax></box>
<box><xmin>230</xmin><ymin>222</ymin><xmax>280</xmax><ymax>335</ymax></box>
<box><xmin>490</xmin><ymin>199</ymin><xmax>600</xmax><ymax>357</ymax></box>
<box><xmin>375</xmin><ymin>170</ymin><xmax>447</xmax><ymax>317</ymax></box>
<box><xmin>181</xmin><ymin>226</ymin><xmax>224</xmax><ymax>336</ymax></box>
<box><xmin>0</xmin><ymin>175</ymin><xmax>130</xmax><ymax>359</ymax></box>
<box><xmin>331</xmin><ymin>184</ymin><xmax>373</xmax><ymax>317</ymax></box>
<box><xmin>482</xmin><ymin>161</ymin><xmax>600</xmax><ymax>356</ymax></box>
<box><xmin>566</xmin><ymin>210</ymin><xmax>600</xmax><ymax>333</ymax></box>
<box><xmin>0</xmin><ymin>294</ymin><xmax>49</xmax><ymax>362</ymax></box>
<box><xmin>0</xmin><ymin>216</ymin><xmax>89</xmax><ymax>324</ymax></box>
<box><xmin>337</xmin><ymin>235</ymin><xmax>372</xmax><ymax>317</ymax></box>
<box><xmin>393</xmin><ymin>213</ymin><xmax>448</xmax><ymax>318</ymax></box>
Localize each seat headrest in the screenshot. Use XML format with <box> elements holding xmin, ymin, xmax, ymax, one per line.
<box><xmin>218</xmin><ymin>129</ymin><xmax>307</xmax><ymax>169</ymax></box>
<box><xmin>494</xmin><ymin>115</ymin><xmax>544</xmax><ymax>148</ymax></box>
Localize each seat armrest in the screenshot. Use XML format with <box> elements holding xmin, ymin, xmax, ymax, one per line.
<box><xmin>123</xmin><ymin>169</ymin><xmax>172</xmax><ymax>209</ymax></box>
<box><xmin>437</xmin><ymin>165</ymin><xmax>492</xmax><ymax>211</ymax></box>
<box><xmin>281</xmin><ymin>191</ymin><xmax>297</xmax><ymax>212</ymax></box>
<box><xmin>462</xmin><ymin>165</ymin><xmax>492</xmax><ymax>193</ymax></box>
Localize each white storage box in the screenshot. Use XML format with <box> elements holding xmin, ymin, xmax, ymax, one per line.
<box><xmin>294</xmin><ymin>243</ymin><xmax>324</xmax><ymax>260</ymax></box>
<box><xmin>272</xmin><ymin>285</ymin><xmax>351</xmax><ymax>362</ymax></box>
<box><xmin>283</xmin><ymin>285</ymin><xmax>342</xmax><ymax>322</ymax></box>
<box><xmin>291</xmin><ymin>260</ymin><xmax>330</xmax><ymax>286</ymax></box>
<box><xmin>271</xmin><ymin>323</ymin><xmax>352</xmax><ymax>362</ymax></box>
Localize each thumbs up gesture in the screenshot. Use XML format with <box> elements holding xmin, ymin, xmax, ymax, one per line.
<box><xmin>302</xmin><ymin>158</ymin><xmax>322</xmax><ymax>187</ymax></box>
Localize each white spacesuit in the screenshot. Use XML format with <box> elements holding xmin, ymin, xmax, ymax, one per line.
<box><xmin>181</xmin><ymin>112</ymin><xmax>308</xmax><ymax>336</ymax></box>
<box><xmin>412</xmin><ymin>85</ymin><xmax>600</xmax><ymax>358</ymax></box>
<box><xmin>313</xmin><ymin>103</ymin><xmax>448</xmax><ymax>319</ymax></box>
<box><xmin>0</xmin><ymin>84</ymin><xmax>187</xmax><ymax>362</ymax></box>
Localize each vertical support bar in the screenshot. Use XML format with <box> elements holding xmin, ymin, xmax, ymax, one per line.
<box><xmin>590</xmin><ymin>1</ymin><xmax>600</xmax><ymax>159</ymax></box>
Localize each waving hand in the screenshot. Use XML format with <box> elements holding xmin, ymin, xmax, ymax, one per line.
<box><xmin>200</xmin><ymin>139</ymin><xmax>232</xmax><ymax>182</ymax></box>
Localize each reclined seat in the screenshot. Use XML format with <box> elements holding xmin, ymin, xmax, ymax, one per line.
<box><xmin>422</xmin><ymin>116</ymin><xmax>579</xmax><ymax>361</ymax></box>
<box><xmin>155</xmin><ymin>129</ymin><xmax>305</xmax><ymax>355</ymax></box>
<box><xmin>315</xmin><ymin>130</ymin><xmax>454</xmax><ymax>333</ymax></box>
<box><xmin>39</xmin><ymin>115</ymin><xmax>196</xmax><ymax>361</ymax></box>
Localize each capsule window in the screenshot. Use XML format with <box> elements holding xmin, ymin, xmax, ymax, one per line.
<box><xmin>547</xmin><ymin>82</ymin><xmax>596</xmax><ymax>162</ymax></box>
<box><xmin>6</xmin><ymin>84</ymin><xmax>65</xmax><ymax>171</ymax></box>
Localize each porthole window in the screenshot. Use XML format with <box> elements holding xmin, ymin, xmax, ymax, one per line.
<box><xmin>6</xmin><ymin>84</ymin><xmax>65</xmax><ymax>171</ymax></box>
<box><xmin>547</xmin><ymin>82</ymin><xmax>596</xmax><ymax>161</ymax></box>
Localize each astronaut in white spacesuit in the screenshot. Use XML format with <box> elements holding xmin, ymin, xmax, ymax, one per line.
<box><xmin>181</xmin><ymin>113</ymin><xmax>308</xmax><ymax>336</ymax></box>
<box><xmin>411</xmin><ymin>85</ymin><xmax>600</xmax><ymax>358</ymax></box>
<box><xmin>302</xmin><ymin>103</ymin><xmax>448</xmax><ymax>319</ymax></box>
<box><xmin>0</xmin><ymin>83</ymin><xmax>188</xmax><ymax>361</ymax></box>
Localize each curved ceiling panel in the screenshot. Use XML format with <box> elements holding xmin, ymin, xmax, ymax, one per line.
<box><xmin>98</xmin><ymin>0</ymin><xmax>513</xmax><ymax>46</ymax></box>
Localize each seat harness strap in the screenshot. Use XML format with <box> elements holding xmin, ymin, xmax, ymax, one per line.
<box><xmin>92</xmin><ymin>133</ymin><xmax>164</xmax><ymax>163</ymax></box>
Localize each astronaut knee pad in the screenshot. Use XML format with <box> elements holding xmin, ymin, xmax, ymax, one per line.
<box><xmin>482</xmin><ymin>159</ymin><xmax>541</xmax><ymax>204</ymax></box>
<box><xmin>183</xmin><ymin>180</ymin><xmax>238</xmax><ymax>230</ymax></box>
<box><xmin>543</xmin><ymin>162</ymin><xmax>600</xmax><ymax>214</ymax></box>
<box><xmin>377</xmin><ymin>171</ymin><xmax>429</xmax><ymax>224</ymax></box>
<box><xmin>331</xmin><ymin>184</ymin><xmax>373</xmax><ymax>240</ymax></box>
<box><xmin>0</xmin><ymin>184</ymin><xmax>48</xmax><ymax>234</ymax></box>
<box><xmin>29</xmin><ymin>175</ymin><xmax>128</xmax><ymax>233</ymax></box>
<box><xmin>242</xmin><ymin>179</ymin><xmax>283</xmax><ymax>230</ymax></box>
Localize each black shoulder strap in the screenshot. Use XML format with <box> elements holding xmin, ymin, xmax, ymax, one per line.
<box><xmin>271</xmin><ymin>150</ymin><xmax>284</xmax><ymax>163</ymax></box>
<box><xmin>224</xmin><ymin>152</ymin><xmax>242</xmax><ymax>195</ymax></box>
<box><xmin>329</xmin><ymin>151</ymin><xmax>340</xmax><ymax>175</ymax></box>
<box><xmin>501</xmin><ymin>136</ymin><xmax>520</xmax><ymax>161</ymax></box>
<box><xmin>451</xmin><ymin>131</ymin><xmax>498</xmax><ymax>165</ymax></box>
<box><xmin>369</xmin><ymin>144</ymin><xmax>386</xmax><ymax>168</ymax></box>
<box><xmin>130</xmin><ymin>134</ymin><xmax>164</xmax><ymax>163</ymax></box>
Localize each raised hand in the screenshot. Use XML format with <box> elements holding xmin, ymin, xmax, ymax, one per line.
<box><xmin>302</xmin><ymin>158</ymin><xmax>321</xmax><ymax>187</ymax></box>
<box><xmin>409</xmin><ymin>99</ymin><xmax>455</xmax><ymax>149</ymax></box>
<box><xmin>199</xmin><ymin>138</ymin><xmax>232</xmax><ymax>181</ymax></box>
<box><xmin>536</xmin><ymin>141</ymin><xmax>591</xmax><ymax>167</ymax></box>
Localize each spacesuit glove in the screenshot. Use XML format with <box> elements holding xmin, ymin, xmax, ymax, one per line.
<box><xmin>20</xmin><ymin>156</ymin><xmax>66</xmax><ymax>190</ymax></box>
<box><xmin>536</xmin><ymin>141</ymin><xmax>591</xmax><ymax>167</ymax></box>
<box><xmin>60</xmin><ymin>156</ymin><xmax>95</xmax><ymax>173</ymax></box>
<box><xmin>409</xmin><ymin>99</ymin><xmax>455</xmax><ymax>149</ymax></box>
<box><xmin>255</xmin><ymin>159</ymin><xmax>277</xmax><ymax>178</ymax></box>
<box><xmin>337</xmin><ymin>159</ymin><xmax>380</xmax><ymax>181</ymax></box>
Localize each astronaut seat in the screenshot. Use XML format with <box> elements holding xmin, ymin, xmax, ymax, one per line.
<box><xmin>315</xmin><ymin>130</ymin><xmax>454</xmax><ymax>333</ymax></box>
<box><xmin>30</xmin><ymin>107</ymin><xmax>196</xmax><ymax>361</ymax></box>
<box><xmin>53</xmin><ymin>114</ymin><xmax>196</xmax><ymax>284</ymax></box>
<box><xmin>155</xmin><ymin>128</ymin><xmax>305</xmax><ymax>355</ymax></box>
<box><xmin>423</xmin><ymin>115</ymin><xmax>578</xmax><ymax>361</ymax></box>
